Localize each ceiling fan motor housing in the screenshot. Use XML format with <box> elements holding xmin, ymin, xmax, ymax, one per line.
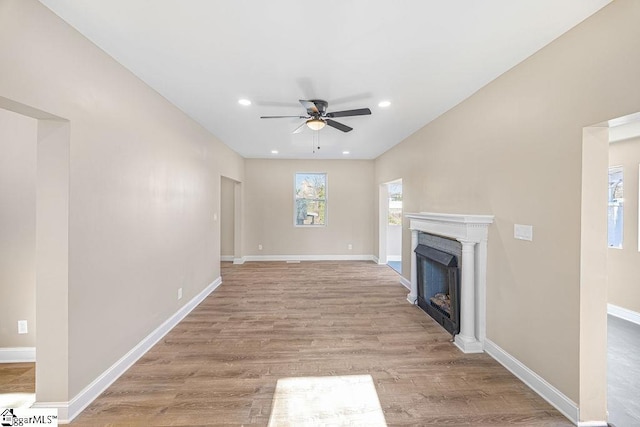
<box><xmin>308</xmin><ymin>99</ymin><xmax>328</xmax><ymax>116</ymax></box>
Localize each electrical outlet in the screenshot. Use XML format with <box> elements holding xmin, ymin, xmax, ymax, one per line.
<box><xmin>258</xmin><ymin>244</ymin><xmax>263</xmax><ymax>251</ymax></box>
<box><xmin>348</xmin><ymin>244</ymin><xmax>353</xmax><ymax>250</ymax></box>
<box><xmin>18</xmin><ymin>320</ymin><xmax>28</xmax><ymax>334</ymax></box>
<box><xmin>178</xmin><ymin>287</ymin><xmax>183</xmax><ymax>300</ymax></box>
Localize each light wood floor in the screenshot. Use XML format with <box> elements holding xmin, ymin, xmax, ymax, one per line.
<box><xmin>3</xmin><ymin>261</ymin><xmax>572</xmax><ymax>426</ymax></box>
<box><xmin>0</xmin><ymin>362</ymin><xmax>35</xmax><ymax>393</ymax></box>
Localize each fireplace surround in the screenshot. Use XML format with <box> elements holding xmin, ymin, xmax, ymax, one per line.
<box><xmin>406</xmin><ymin>212</ymin><xmax>494</xmax><ymax>353</ymax></box>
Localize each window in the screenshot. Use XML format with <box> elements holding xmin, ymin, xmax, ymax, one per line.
<box><xmin>608</xmin><ymin>166</ymin><xmax>623</xmax><ymax>249</ymax></box>
<box><xmin>295</xmin><ymin>173</ymin><xmax>326</xmax><ymax>226</ymax></box>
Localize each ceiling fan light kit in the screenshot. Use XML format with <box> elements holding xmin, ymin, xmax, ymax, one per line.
<box><xmin>306</xmin><ymin>118</ymin><xmax>326</xmax><ymax>131</ymax></box>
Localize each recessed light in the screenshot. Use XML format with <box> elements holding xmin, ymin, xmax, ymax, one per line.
<box><xmin>271</xmin><ymin>150</ymin><xmax>278</xmax><ymax>154</ymax></box>
<box><xmin>238</xmin><ymin>99</ymin><xmax>252</xmax><ymax>106</ymax></box>
<box><xmin>342</xmin><ymin>151</ymin><xmax>350</xmax><ymax>155</ymax></box>
<box><xmin>378</xmin><ymin>100</ymin><xmax>391</xmax><ymax>108</ymax></box>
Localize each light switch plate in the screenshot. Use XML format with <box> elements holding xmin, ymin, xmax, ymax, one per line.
<box><xmin>18</xmin><ymin>320</ymin><xmax>28</xmax><ymax>334</ymax></box>
<box><xmin>514</xmin><ymin>224</ymin><xmax>533</xmax><ymax>241</ymax></box>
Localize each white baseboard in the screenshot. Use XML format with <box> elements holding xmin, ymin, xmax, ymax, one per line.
<box><xmin>484</xmin><ymin>339</ymin><xmax>580</xmax><ymax>425</ymax></box>
<box><xmin>0</xmin><ymin>347</ymin><xmax>36</xmax><ymax>363</ymax></box>
<box><xmin>387</xmin><ymin>255</ymin><xmax>401</xmax><ymax>262</ymax></box>
<box><xmin>241</xmin><ymin>254</ymin><xmax>376</xmax><ymax>262</ymax></box>
<box><xmin>399</xmin><ymin>276</ymin><xmax>411</xmax><ymax>290</ymax></box>
<box><xmin>576</xmin><ymin>422</ymin><xmax>608</xmax><ymax>427</ymax></box>
<box><xmin>372</xmin><ymin>255</ymin><xmax>380</xmax><ymax>264</ymax></box>
<box><xmin>220</xmin><ymin>255</ymin><xmax>234</xmax><ymax>262</ymax></box>
<box><xmin>33</xmin><ymin>277</ymin><xmax>222</xmax><ymax>424</ymax></box>
<box><xmin>608</xmin><ymin>303</ymin><xmax>640</xmax><ymax>326</ymax></box>
<box><xmin>233</xmin><ymin>257</ymin><xmax>246</xmax><ymax>264</ymax></box>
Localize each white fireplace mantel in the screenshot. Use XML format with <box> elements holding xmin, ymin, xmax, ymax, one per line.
<box><xmin>406</xmin><ymin>212</ymin><xmax>494</xmax><ymax>354</ymax></box>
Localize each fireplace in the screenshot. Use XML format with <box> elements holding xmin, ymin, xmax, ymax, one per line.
<box><xmin>405</xmin><ymin>212</ymin><xmax>494</xmax><ymax>353</ymax></box>
<box><xmin>415</xmin><ymin>244</ymin><xmax>460</xmax><ymax>336</ymax></box>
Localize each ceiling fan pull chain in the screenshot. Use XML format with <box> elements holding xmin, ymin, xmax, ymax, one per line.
<box><xmin>310</xmin><ymin>129</ymin><xmax>321</xmax><ymax>154</ymax></box>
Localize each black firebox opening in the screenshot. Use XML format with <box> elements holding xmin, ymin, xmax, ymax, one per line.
<box><xmin>415</xmin><ymin>244</ymin><xmax>460</xmax><ymax>336</ymax></box>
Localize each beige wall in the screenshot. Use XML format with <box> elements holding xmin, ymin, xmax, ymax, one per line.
<box><xmin>579</xmin><ymin>126</ymin><xmax>609</xmax><ymax>421</ymax></box>
<box><xmin>0</xmin><ymin>0</ymin><xmax>243</xmax><ymax>401</ymax></box>
<box><xmin>220</xmin><ymin>176</ymin><xmax>235</xmax><ymax>257</ymax></box>
<box><xmin>608</xmin><ymin>137</ymin><xmax>640</xmax><ymax>313</ymax></box>
<box><xmin>244</xmin><ymin>159</ymin><xmax>374</xmax><ymax>257</ymax></box>
<box><xmin>0</xmin><ymin>108</ymin><xmax>37</xmax><ymax>349</ymax></box>
<box><xmin>375</xmin><ymin>0</ymin><xmax>640</xmax><ymax>410</ymax></box>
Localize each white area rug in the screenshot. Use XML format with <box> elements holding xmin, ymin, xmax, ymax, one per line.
<box><xmin>268</xmin><ymin>375</ymin><xmax>387</xmax><ymax>427</ymax></box>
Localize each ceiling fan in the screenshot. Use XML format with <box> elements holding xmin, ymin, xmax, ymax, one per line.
<box><xmin>260</xmin><ymin>99</ymin><xmax>371</xmax><ymax>133</ymax></box>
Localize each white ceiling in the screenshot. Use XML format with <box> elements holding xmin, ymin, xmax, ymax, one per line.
<box><xmin>39</xmin><ymin>0</ymin><xmax>611</xmax><ymax>159</ymax></box>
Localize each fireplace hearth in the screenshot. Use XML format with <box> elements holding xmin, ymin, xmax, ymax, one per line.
<box><xmin>415</xmin><ymin>244</ymin><xmax>460</xmax><ymax>336</ymax></box>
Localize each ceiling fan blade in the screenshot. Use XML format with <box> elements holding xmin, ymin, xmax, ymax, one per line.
<box><xmin>260</xmin><ymin>115</ymin><xmax>308</xmax><ymax>119</ymax></box>
<box><xmin>326</xmin><ymin>108</ymin><xmax>371</xmax><ymax>118</ymax></box>
<box><xmin>292</xmin><ymin>122</ymin><xmax>306</xmax><ymax>134</ymax></box>
<box><xmin>326</xmin><ymin>119</ymin><xmax>353</xmax><ymax>133</ymax></box>
<box><xmin>299</xmin><ymin>99</ymin><xmax>319</xmax><ymax>114</ymax></box>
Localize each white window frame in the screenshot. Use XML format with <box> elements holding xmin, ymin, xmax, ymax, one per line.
<box><xmin>294</xmin><ymin>172</ymin><xmax>327</xmax><ymax>227</ymax></box>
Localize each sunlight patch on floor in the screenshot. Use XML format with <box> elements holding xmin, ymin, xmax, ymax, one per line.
<box><xmin>0</xmin><ymin>392</ymin><xmax>35</xmax><ymax>408</ymax></box>
<box><xmin>268</xmin><ymin>374</ymin><xmax>387</xmax><ymax>427</ymax></box>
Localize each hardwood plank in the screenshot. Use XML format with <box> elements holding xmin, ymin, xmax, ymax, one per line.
<box><xmin>0</xmin><ymin>363</ymin><xmax>35</xmax><ymax>393</ymax></box>
<box><xmin>3</xmin><ymin>261</ymin><xmax>572</xmax><ymax>425</ymax></box>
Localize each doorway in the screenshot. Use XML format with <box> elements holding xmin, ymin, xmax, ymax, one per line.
<box><xmin>0</xmin><ymin>107</ymin><xmax>37</xmax><ymax>407</ymax></box>
<box><xmin>605</xmin><ymin>115</ymin><xmax>640</xmax><ymax>427</ymax></box>
<box><xmin>220</xmin><ymin>176</ymin><xmax>236</xmax><ymax>262</ymax></box>
<box><xmin>0</xmin><ymin>96</ymin><xmax>71</xmax><ymax>414</ymax></box>
<box><xmin>220</xmin><ymin>176</ymin><xmax>242</xmax><ymax>264</ymax></box>
<box><xmin>580</xmin><ymin>112</ymin><xmax>640</xmax><ymax>424</ymax></box>
<box><xmin>379</xmin><ymin>179</ymin><xmax>402</xmax><ymax>274</ymax></box>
